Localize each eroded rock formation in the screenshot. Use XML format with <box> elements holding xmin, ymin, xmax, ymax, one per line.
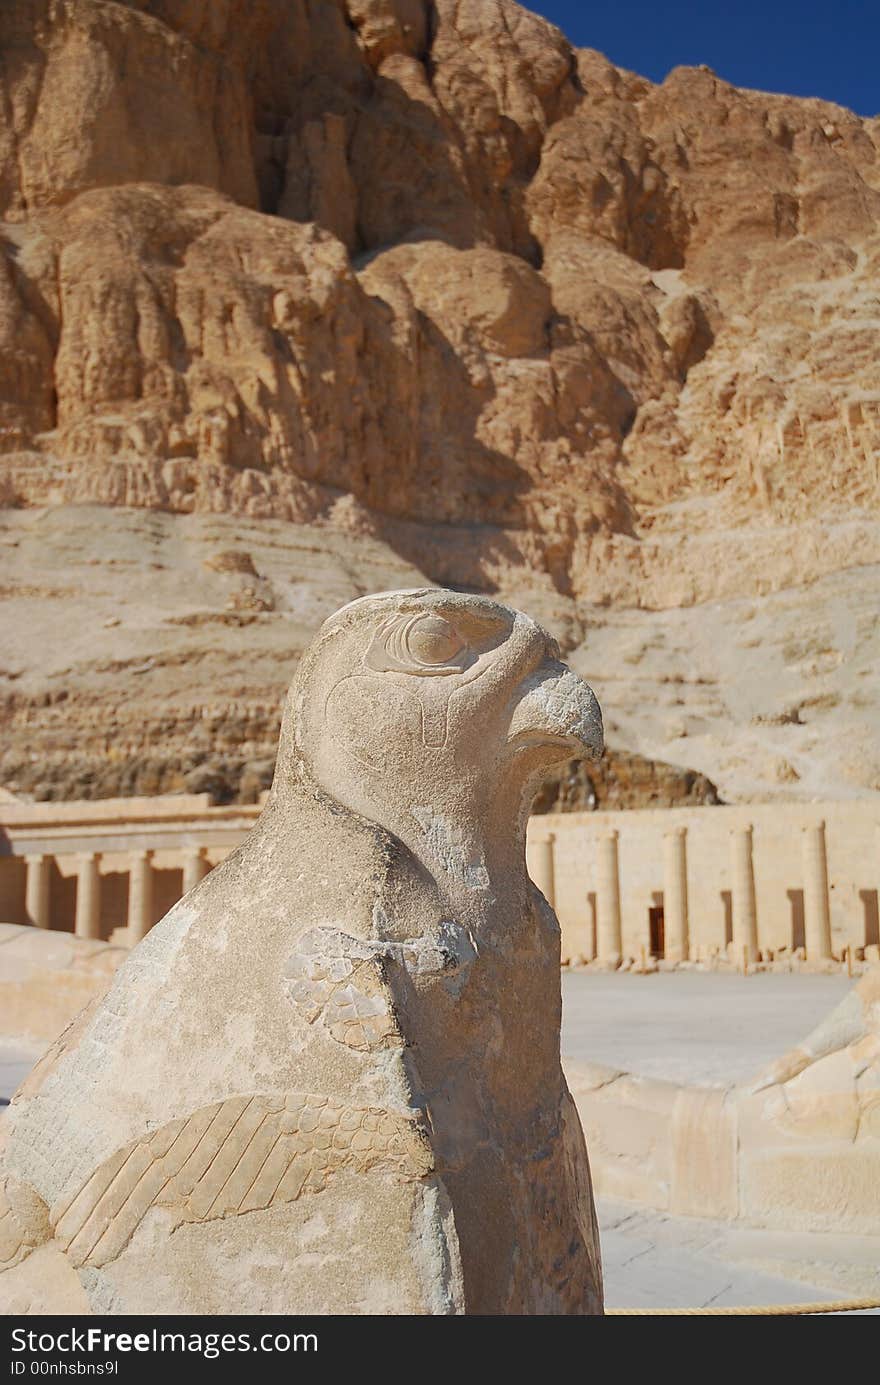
<box><xmin>0</xmin><ymin>0</ymin><xmax>878</xmax><ymax>804</ymax></box>
<box><xmin>2</xmin><ymin>2</ymin><xmax>879</xmax><ymax>592</ymax></box>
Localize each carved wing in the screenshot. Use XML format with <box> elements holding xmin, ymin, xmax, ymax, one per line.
<box><xmin>16</xmin><ymin>1093</ymin><xmax>433</xmax><ymax>1271</ymax></box>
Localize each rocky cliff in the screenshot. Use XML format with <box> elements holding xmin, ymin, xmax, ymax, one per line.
<box><xmin>1</xmin><ymin>0</ymin><xmax>878</xmax><ymax>804</ymax></box>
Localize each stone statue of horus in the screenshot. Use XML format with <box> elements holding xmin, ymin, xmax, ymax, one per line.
<box><xmin>0</xmin><ymin>589</ymin><xmax>604</xmax><ymax>1315</ymax></box>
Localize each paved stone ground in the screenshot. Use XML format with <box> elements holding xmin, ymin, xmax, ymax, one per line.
<box><xmin>598</xmin><ymin>1198</ymin><xmax>880</xmax><ymax>1313</ymax></box>
<box><xmin>561</xmin><ymin>970</ymin><xmax>853</xmax><ymax>1086</ymax></box>
<box><xmin>569</xmin><ymin>975</ymin><xmax>879</xmax><ymax>1312</ymax></box>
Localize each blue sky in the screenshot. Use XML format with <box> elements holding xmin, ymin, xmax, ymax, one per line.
<box><xmin>531</xmin><ymin>2</ymin><xmax>878</xmax><ymax>117</ymax></box>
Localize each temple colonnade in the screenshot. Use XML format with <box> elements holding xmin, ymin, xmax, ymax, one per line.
<box><xmin>0</xmin><ymin>794</ymin><xmax>260</xmax><ymax>943</ymax></box>
<box><xmin>527</xmin><ymin>804</ymin><xmax>880</xmax><ymax>964</ymax></box>
<box><xmin>2</xmin><ymin>797</ymin><xmax>879</xmax><ymax>962</ymax></box>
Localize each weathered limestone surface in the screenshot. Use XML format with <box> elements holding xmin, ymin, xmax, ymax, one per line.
<box><xmin>0</xmin><ymin>590</ymin><xmax>605</xmax><ymax>1314</ymax></box>
<box><xmin>0</xmin><ymin>926</ymin><xmax>126</xmax><ymax>1046</ymax></box>
<box><xmin>568</xmin><ymin>968</ymin><xmax>880</xmax><ymax>1234</ymax></box>
<box><xmin>2</xmin><ymin>0</ymin><xmax>878</xmax><ymax>568</ymax></box>
<box><xmin>1</xmin><ymin>1</ymin><xmax>879</xmax><ymax>807</ymax></box>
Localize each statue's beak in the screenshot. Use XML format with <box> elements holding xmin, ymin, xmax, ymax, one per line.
<box><xmin>507</xmin><ymin>660</ymin><xmax>604</xmax><ymax>763</ymax></box>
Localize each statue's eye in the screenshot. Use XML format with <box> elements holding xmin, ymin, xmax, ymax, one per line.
<box><xmin>405</xmin><ymin>616</ymin><xmax>464</xmax><ymax>666</ymax></box>
<box><xmin>366</xmin><ymin>613</ymin><xmax>471</xmax><ymax>676</ymax></box>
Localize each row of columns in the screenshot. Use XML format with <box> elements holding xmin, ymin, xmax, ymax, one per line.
<box><xmin>536</xmin><ymin>819</ymin><xmax>836</xmax><ymax>962</ymax></box>
<box><xmin>594</xmin><ymin>828</ymin><xmax>689</xmax><ymax>964</ymax></box>
<box><xmin>730</xmin><ymin>821</ymin><xmax>832</xmax><ymax>962</ymax></box>
<box><xmin>23</xmin><ymin>846</ymin><xmax>211</xmax><ymax>939</ymax></box>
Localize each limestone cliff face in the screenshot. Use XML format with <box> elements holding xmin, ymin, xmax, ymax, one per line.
<box><xmin>2</xmin><ymin>0</ymin><xmax>879</xmax><ymax>596</ymax></box>
<box><xmin>1</xmin><ymin>1</ymin><xmax>879</xmax><ymax>804</ymax></box>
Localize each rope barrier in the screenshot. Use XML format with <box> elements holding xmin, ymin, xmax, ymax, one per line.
<box><xmin>606</xmin><ymin>1297</ymin><xmax>880</xmax><ymax>1315</ymax></box>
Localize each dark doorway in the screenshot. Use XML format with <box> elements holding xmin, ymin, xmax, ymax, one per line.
<box><xmin>100</xmin><ymin>869</ymin><xmax>129</xmax><ymax>942</ymax></box>
<box><xmin>587</xmin><ymin>891</ymin><xmax>597</xmax><ymax>961</ymax></box>
<box><xmin>649</xmin><ymin>897</ymin><xmax>665</xmax><ymax>958</ymax></box>
<box><xmin>0</xmin><ymin>856</ymin><xmax>26</xmax><ymax>926</ymax></box>
<box><xmin>154</xmin><ymin>869</ymin><xmax>184</xmax><ymax>931</ymax></box>
<box><xmin>51</xmin><ymin>866</ymin><xmax>77</xmax><ymax>934</ymax></box>
<box><xmin>721</xmin><ymin>890</ymin><xmax>733</xmax><ymax>947</ymax></box>
<box><xmin>788</xmin><ymin>888</ymin><xmax>806</xmax><ymax>952</ymax></box>
<box><xmin>860</xmin><ymin>889</ymin><xmax>879</xmax><ymax>949</ymax></box>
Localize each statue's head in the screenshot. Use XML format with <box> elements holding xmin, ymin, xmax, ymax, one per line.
<box><xmin>275</xmin><ymin>589</ymin><xmax>602</xmax><ymax>829</ymax></box>
<box><xmin>277</xmin><ymin>588</ymin><xmax>602</xmax><ymax>812</ymax></box>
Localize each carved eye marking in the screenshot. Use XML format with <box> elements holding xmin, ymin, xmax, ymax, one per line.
<box><xmin>366</xmin><ymin>613</ymin><xmax>471</xmax><ymax>677</ymax></box>
<box><xmin>406</xmin><ymin>615</ymin><xmax>463</xmax><ymax>665</ymax></box>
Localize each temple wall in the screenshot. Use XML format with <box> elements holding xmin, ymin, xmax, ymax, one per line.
<box><xmin>0</xmin><ymin>795</ymin><xmax>261</xmax><ymax>942</ymax></box>
<box><xmin>527</xmin><ymin>803</ymin><xmax>880</xmax><ymax>963</ymax></box>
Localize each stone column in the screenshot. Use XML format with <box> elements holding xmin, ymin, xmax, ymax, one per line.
<box><xmin>730</xmin><ymin>825</ymin><xmax>758</xmax><ymax>962</ymax></box>
<box><xmin>664</xmin><ymin>827</ymin><xmax>689</xmax><ymax>963</ymax></box>
<box><xmin>75</xmin><ymin>852</ymin><xmax>101</xmax><ymax>940</ymax></box>
<box><xmin>24</xmin><ymin>854</ymin><xmax>51</xmax><ymax>929</ymax></box>
<box><xmin>182</xmin><ymin>846</ymin><xmax>210</xmax><ymax>895</ymax></box>
<box><xmin>802</xmin><ymin>820</ymin><xmax>832</xmax><ymax>960</ymax></box>
<box><xmin>531</xmin><ymin>833</ymin><xmax>556</xmax><ymax>908</ymax></box>
<box><xmin>127</xmin><ymin>850</ymin><xmax>155</xmax><ymax>944</ymax></box>
<box><xmin>597</xmin><ymin>830</ymin><xmax>622</xmax><ymax>964</ymax></box>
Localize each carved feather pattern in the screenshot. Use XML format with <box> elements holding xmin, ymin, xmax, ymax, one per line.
<box><xmin>31</xmin><ymin>1092</ymin><xmax>433</xmax><ymax>1270</ymax></box>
